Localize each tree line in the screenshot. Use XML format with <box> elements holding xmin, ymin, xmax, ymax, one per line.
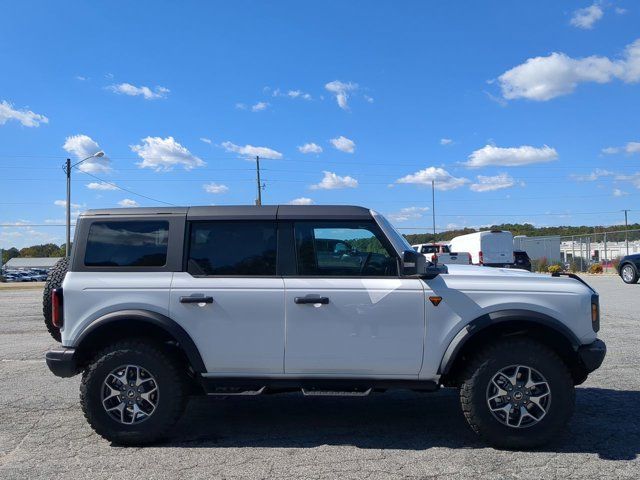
<box><xmin>1</xmin><ymin>243</ymin><xmax>66</xmax><ymax>264</ymax></box>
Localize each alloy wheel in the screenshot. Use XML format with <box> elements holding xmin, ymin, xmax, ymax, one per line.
<box><xmin>101</xmin><ymin>365</ymin><xmax>159</xmax><ymax>425</ymax></box>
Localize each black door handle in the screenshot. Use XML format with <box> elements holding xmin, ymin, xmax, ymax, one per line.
<box><xmin>180</xmin><ymin>296</ymin><xmax>214</xmax><ymax>304</ymax></box>
<box><xmin>294</xmin><ymin>296</ymin><xmax>330</xmax><ymax>305</ymax></box>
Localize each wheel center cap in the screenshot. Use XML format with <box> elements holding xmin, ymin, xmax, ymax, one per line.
<box><xmin>513</xmin><ymin>391</ymin><xmax>524</xmax><ymax>401</ymax></box>
<box><xmin>127</xmin><ymin>389</ymin><xmax>135</xmax><ymax>398</ymax></box>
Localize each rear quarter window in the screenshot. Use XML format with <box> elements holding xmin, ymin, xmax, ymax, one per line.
<box><xmin>84</xmin><ymin>221</ymin><xmax>169</xmax><ymax>267</ymax></box>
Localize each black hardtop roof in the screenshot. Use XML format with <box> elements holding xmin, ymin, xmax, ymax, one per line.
<box><xmin>81</xmin><ymin>205</ymin><xmax>373</xmax><ymax>220</ymax></box>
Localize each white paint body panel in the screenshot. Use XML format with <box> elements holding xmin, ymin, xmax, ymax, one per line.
<box><xmin>62</xmin><ymin>263</ymin><xmax>597</xmax><ymax>382</ymax></box>
<box><xmin>284</xmin><ymin>278</ymin><xmax>425</xmax><ymax>376</ymax></box>
<box><xmin>61</xmin><ymin>271</ymin><xmax>173</xmax><ymax>346</ymax></box>
<box><xmin>170</xmin><ymin>273</ymin><xmax>285</xmax><ymax>374</ymax></box>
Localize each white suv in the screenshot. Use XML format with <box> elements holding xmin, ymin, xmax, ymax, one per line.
<box><xmin>44</xmin><ymin>205</ymin><xmax>606</xmax><ymax>448</ymax></box>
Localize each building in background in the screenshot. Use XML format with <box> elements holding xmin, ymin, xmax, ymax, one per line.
<box><xmin>3</xmin><ymin>257</ymin><xmax>61</xmax><ymax>271</ymax></box>
<box><xmin>513</xmin><ymin>236</ymin><xmax>561</xmax><ymax>263</ymax></box>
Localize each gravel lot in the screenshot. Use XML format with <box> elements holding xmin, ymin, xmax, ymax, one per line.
<box><xmin>0</xmin><ymin>275</ymin><xmax>638</xmax><ymax>479</ymax></box>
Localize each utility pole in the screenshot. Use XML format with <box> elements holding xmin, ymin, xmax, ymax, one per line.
<box><xmin>623</xmin><ymin>209</ymin><xmax>630</xmax><ymax>255</ymax></box>
<box><xmin>431</xmin><ymin>179</ymin><xmax>436</xmax><ymax>239</ymax></box>
<box><xmin>64</xmin><ymin>158</ymin><xmax>71</xmax><ymax>258</ymax></box>
<box><xmin>255</xmin><ymin>155</ymin><xmax>263</xmax><ymax>206</ymax></box>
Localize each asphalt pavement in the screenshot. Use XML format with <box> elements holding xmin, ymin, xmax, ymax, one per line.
<box><xmin>0</xmin><ymin>275</ymin><xmax>638</xmax><ymax>479</ymax></box>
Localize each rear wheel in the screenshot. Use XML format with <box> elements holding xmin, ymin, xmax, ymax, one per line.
<box><xmin>460</xmin><ymin>338</ymin><xmax>574</xmax><ymax>449</ymax></box>
<box><xmin>80</xmin><ymin>340</ymin><xmax>188</xmax><ymax>445</ymax></box>
<box><xmin>42</xmin><ymin>257</ymin><xmax>70</xmax><ymax>342</ymax></box>
<box><xmin>620</xmin><ymin>263</ymin><xmax>639</xmax><ymax>284</ymax></box>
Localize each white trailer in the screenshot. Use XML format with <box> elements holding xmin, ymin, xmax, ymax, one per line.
<box><xmin>449</xmin><ymin>231</ymin><xmax>514</xmax><ymax>266</ymax></box>
<box><xmin>514</xmin><ymin>235</ymin><xmax>561</xmax><ymax>263</ymax></box>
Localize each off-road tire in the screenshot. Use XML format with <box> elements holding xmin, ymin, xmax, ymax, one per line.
<box><xmin>80</xmin><ymin>340</ymin><xmax>188</xmax><ymax>445</ymax></box>
<box><xmin>620</xmin><ymin>263</ymin><xmax>639</xmax><ymax>284</ymax></box>
<box><xmin>42</xmin><ymin>257</ymin><xmax>70</xmax><ymax>342</ymax></box>
<box><xmin>460</xmin><ymin>337</ymin><xmax>575</xmax><ymax>450</ymax></box>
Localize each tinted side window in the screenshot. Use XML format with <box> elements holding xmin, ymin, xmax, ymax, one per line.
<box><xmin>187</xmin><ymin>221</ymin><xmax>277</xmax><ymax>276</ymax></box>
<box><xmin>294</xmin><ymin>221</ymin><xmax>398</xmax><ymax>276</ymax></box>
<box><xmin>84</xmin><ymin>221</ymin><xmax>169</xmax><ymax>267</ymax></box>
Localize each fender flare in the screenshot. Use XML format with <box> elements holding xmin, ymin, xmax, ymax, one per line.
<box><xmin>439</xmin><ymin>309</ymin><xmax>581</xmax><ymax>376</ymax></box>
<box><xmin>73</xmin><ymin>309</ymin><xmax>206</xmax><ymax>373</ymax></box>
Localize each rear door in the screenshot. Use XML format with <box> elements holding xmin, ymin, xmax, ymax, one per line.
<box><xmin>482</xmin><ymin>232</ymin><xmax>514</xmax><ymax>265</ymax></box>
<box><xmin>170</xmin><ymin>219</ymin><xmax>285</xmax><ymax>374</ymax></box>
<box><xmin>283</xmin><ymin>220</ymin><xmax>425</xmax><ymax>376</ymax></box>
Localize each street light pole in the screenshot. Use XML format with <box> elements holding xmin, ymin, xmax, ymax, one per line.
<box><xmin>65</xmin><ymin>158</ymin><xmax>71</xmax><ymax>257</ymax></box>
<box><xmin>623</xmin><ymin>209</ymin><xmax>630</xmax><ymax>256</ymax></box>
<box><xmin>63</xmin><ymin>152</ymin><xmax>105</xmax><ymax>258</ymax></box>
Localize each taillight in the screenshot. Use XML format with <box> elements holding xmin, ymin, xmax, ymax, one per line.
<box><xmin>431</xmin><ymin>254</ymin><xmax>437</xmax><ymax>263</ymax></box>
<box><xmin>478</xmin><ymin>251</ymin><xmax>484</xmax><ymax>265</ymax></box>
<box><xmin>591</xmin><ymin>295</ymin><xmax>600</xmax><ymax>332</ymax></box>
<box><xmin>52</xmin><ymin>288</ymin><xmax>63</xmax><ymax>328</ymax></box>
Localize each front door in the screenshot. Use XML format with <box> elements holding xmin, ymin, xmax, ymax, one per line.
<box><xmin>284</xmin><ymin>220</ymin><xmax>425</xmax><ymax>376</ymax></box>
<box><xmin>170</xmin><ymin>220</ymin><xmax>285</xmax><ymax>374</ymax></box>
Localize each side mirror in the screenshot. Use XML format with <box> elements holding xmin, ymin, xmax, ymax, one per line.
<box><xmin>402</xmin><ymin>249</ymin><xmax>426</xmax><ymax>276</ymax></box>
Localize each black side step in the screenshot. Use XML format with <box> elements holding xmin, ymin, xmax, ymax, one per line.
<box><xmin>199</xmin><ymin>377</ymin><xmax>439</xmax><ymax>396</ymax></box>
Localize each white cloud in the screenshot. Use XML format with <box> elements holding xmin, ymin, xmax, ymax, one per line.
<box><xmin>75</xmin><ymin>75</ymin><xmax>87</xmax><ymax>81</ymax></box>
<box><xmin>107</xmin><ymin>83</ymin><xmax>169</xmax><ymax>100</ymax></box>
<box><xmin>298</xmin><ymin>142</ymin><xmax>323</xmax><ymax>154</ymax></box>
<box><xmin>221</xmin><ymin>141</ymin><xmax>283</xmax><ymax>159</ymax></box>
<box><xmin>86</xmin><ymin>182</ymin><xmax>118</xmax><ymax>191</ymax></box>
<box><xmin>235</xmin><ymin>102</ymin><xmax>247</xmax><ymax>110</ymax></box>
<box><xmin>570</xmin><ymin>4</ymin><xmax>604</xmax><ymax>29</ymax></box>
<box><xmin>615</xmin><ymin>172</ymin><xmax>640</xmax><ymax>188</ymax></box>
<box><xmin>613</xmin><ymin>188</ymin><xmax>629</xmax><ymax>197</ymax></box>
<box><xmin>388</xmin><ymin>206</ymin><xmax>430</xmax><ymax>222</ymax></box>
<box><xmin>274</xmin><ymin>89</ymin><xmax>312</xmax><ymax>100</ymax></box>
<box><xmin>63</xmin><ymin>134</ymin><xmax>111</xmax><ymax>173</ymax></box>
<box><xmin>572</xmin><ymin>168</ymin><xmax>615</xmax><ymax>181</ymax></box>
<box><xmin>118</xmin><ymin>198</ymin><xmax>139</xmax><ymax>207</ymax></box>
<box><xmin>602</xmin><ymin>141</ymin><xmax>640</xmax><ymax>155</ymax></box>
<box><xmin>440</xmin><ymin>138</ymin><xmax>453</xmax><ymax>146</ymax></box>
<box><xmin>0</xmin><ymin>100</ymin><xmax>49</xmax><ymax>127</ymax></box>
<box><xmin>396</xmin><ymin>167</ymin><xmax>469</xmax><ymax>191</ymax></box>
<box><xmin>251</xmin><ymin>101</ymin><xmax>269</xmax><ymax>112</ymax></box>
<box><xmin>310</xmin><ymin>171</ymin><xmax>358</xmax><ymax>190</ymax></box>
<box><xmin>470</xmin><ymin>173</ymin><xmax>516</xmax><ymax>192</ymax></box>
<box><xmin>131</xmin><ymin>136</ymin><xmax>205</xmax><ymax>171</ymax></box>
<box><xmin>288</xmin><ymin>197</ymin><xmax>314</xmax><ymax>205</ymax></box>
<box><xmin>203</xmin><ymin>182</ymin><xmax>229</xmax><ymax>194</ymax></box>
<box><xmin>498</xmin><ymin>38</ymin><xmax>640</xmax><ymax>101</ymax></box>
<box><xmin>54</xmin><ymin>200</ymin><xmax>82</xmax><ymax>209</ymax></box>
<box><xmin>325</xmin><ymin>80</ymin><xmax>358</xmax><ymax>110</ymax></box>
<box><xmin>363</xmin><ymin>95</ymin><xmax>374</xmax><ymax>103</ymax></box>
<box><xmin>615</xmin><ymin>7</ymin><xmax>627</xmax><ymax>15</ymax></box>
<box><xmin>330</xmin><ymin>135</ymin><xmax>356</xmax><ymax>153</ymax></box>
<box><xmin>200</xmin><ymin>137</ymin><xmax>212</xmax><ymax>144</ymax></box>
<box><xmin>465</xmin><ymin>144</ymin><xmax>558</xmax><ymax>168</ymax></box>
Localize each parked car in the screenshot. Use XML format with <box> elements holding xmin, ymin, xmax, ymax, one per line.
<box><xmin>618</xmin><ymin>254</ymin><xmax>640</xmax><ymax>284</ymax></box>
<box><xmin>449</xmin><ymin>230</ymin><xmax>514</xmax><ymax>267</ymax></box>
<box><xmin>45</xmin><ymin>205</ymin><xmax>605</xmax><ymax>449</ymax></box>
<box><xmin>512</xmin><ymin>250</ymin><xmax>532</xmax><ymax>271</ymax></box>
<box><xmin>412</xmin><ymin>243</ymin><xmax>471</xmax><ymax>265</ymax></box>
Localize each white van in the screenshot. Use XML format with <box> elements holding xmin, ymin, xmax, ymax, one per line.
<box><xmin>449</xmin><ymin>230</ymin><xmax>514</xmax><ymax>267</ymax></box>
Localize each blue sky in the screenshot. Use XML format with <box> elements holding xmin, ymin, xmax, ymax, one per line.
<box><xmin>1</xmin><ymin>1</ymin><xmax>639</xmax><ymax>248</ymax></box>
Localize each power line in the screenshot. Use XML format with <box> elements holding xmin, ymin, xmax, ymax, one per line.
<box><xmin>79</xmin><ymin>171</ymin><xmax>177</xmax><ymax>206</ymax></box>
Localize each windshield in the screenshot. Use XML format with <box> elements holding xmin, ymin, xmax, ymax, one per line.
<box><xmin>371</xmin><ymin>210</ymin><xmax>413</xmax><ymax>255</ymax></box>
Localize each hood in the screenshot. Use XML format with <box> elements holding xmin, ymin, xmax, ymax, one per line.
<box><xmin>438</xmin><ymin>264</ymin><xmax>595</xmax><ymax>295</ymax></box>
<box><xmin>444</xmin><ymin>264</ymin><xmax>541</xmax><ymax>277</ymax></box>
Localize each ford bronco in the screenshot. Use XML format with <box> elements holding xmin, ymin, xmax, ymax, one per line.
<box><xmin>44</xmin><ymin>205</ymin><xmax>606</xmax><ymax>448</ymax></box>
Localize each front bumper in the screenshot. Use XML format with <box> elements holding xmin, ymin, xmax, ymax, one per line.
<box><xmin>577</xmin><ymin>339</ymin><xmax>607</xmax><ymax>373</ymax></box>
<box><xmin>45</xmin><ymin>347</ymin><xmax>78</xmax><ymax>378</ymax></box>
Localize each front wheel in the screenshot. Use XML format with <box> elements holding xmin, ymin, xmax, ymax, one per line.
<box><xmin>80</xmin><ymin>340</ymin><xmax>188</xmax><ymax>445</ymax></box>
<box><xmin>620</xmin><ymin>264</ymin><xmax>639</xmax><ymax>284</ymax></box>
<box><xmin>460</xmin><ymin>338</ymin><xmax>575</xmax><ymax>449</ymax></box>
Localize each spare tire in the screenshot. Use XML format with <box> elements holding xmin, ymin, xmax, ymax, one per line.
<box><xmin>43</xmin><ymin>257</ymin><xmax>70</xmax><ymax>342</ymax></box>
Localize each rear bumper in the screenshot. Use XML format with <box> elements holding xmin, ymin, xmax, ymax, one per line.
<box><xmin>45</xmin><ymin>347</ymin><xmax>78</xmax><ymax>378</ymax></box>
<box><xmin>577</xmin><ymin>339</ymin><xmax>607</xmax><ymax>373</ymax></box>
